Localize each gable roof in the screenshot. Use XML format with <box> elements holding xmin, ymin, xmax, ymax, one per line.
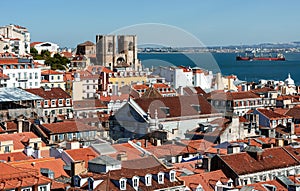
<box><xmin>208</xmin><ymin>91</ymin><xmax>260</xmax><ymax>101</ymax></box>
<box><xmin>0</xmin><ymin>132</ymin><xmax>44</xmax><ymax>150</ymax></box>
<box><xmin>25</xmin><ymin>87</ymin><xmax>71</xmax><ymax>100</ymax></box>
<box><xmin>10</xmin><ymin>157</ymin><xmax>69</xmax><ymax>178</ymax></box>
<box><xmin>218</xmin><ymin>147</ymin><xmax>299</xmax><ymax>175</ymax></box>
<box><xmin>40</xmin><ymin>120</ymin><xmax>98</xmax><ymax>134</ymax></box>
<box><xmin>134</xmin><ymin>95</ymin><xmax>218</xmax><ymax>119</ymax></box>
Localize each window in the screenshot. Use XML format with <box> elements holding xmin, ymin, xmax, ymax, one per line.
<box><xmin>158</xmin><ymin>172</ymin><xmax>164</xmax><ymax>184</ymax></box>
<box><xmin>59</xmin><ymin>99</ymin><xmax>63</xmax><ymax>105</ymax></box>
<box><xmin>58</xmin><ymin>76</ymin><xmax>60</xmax><ymax>80</ymax></box>
<box><xmin>145</xmin><ymin>174</ymin><xmax>152</xmax><ymax>186</ymax></box>
<box><xmin>29</xmin><ymin>73</ymin><xmax>32</xmax><ymax>79</ymax></box>
<box><xmin>35</xmin><ymin>73</ymin><xmax>38</xmax><ymax>79</ymax></box>
<box><xmin>59</xmin><ymin>109</ymin><xmax>62</xmax><ymax>114</ymax></box>
<box><xmin>29</xmin><ymin>82</ymin><xmax>32</xmax><ymax>87</ymax></box>
<box><xmin>44</xmin><ymin>100</ymin><xmax>48</xmax><ymax>106</ymax></box>
<box><xmin>51</xmin><ymin>100</ymin><xmax>56</xmax><ymax>107</ymax></box>
<box><xmin>35</xmin><ymin>82</ymin><xmax>38</xmax><ymax>86</ymax></box>
<box><xmin>37</xmin><ymin>101</ymin><xmax>41</xmax><ymax>107</ymax></box>
<box><xmin>51</xmin><ymin>76</ymin><xmax>54</xmax><ymax>80</ymax></box>
<box><xmin>132</xmin><ymin>176</ymin><xmax>139</xmax><ymax>189</ymax></box>
<box><xmin>169</xmin><ymin>170</ymin><xmax>176</xmax><ymax>182</ymax></box>
<box><xmin>66</xmin><ymin>99</ymin><xmax>70</xmax><ymax>105</ymax></box>
<box><xmin>22</xmin><ymin>188</ymin><xmax>31</xmax><ymax>191</ymax></box>
<box><xmin>39</xmin><ymin>186</ymin><xmax>47</xmax><ymax>191</ymax></box>
<box><xmin>160</xmin><ymin>107</ymin><xmax>170</xmax><ymax>116</ymax></box>
<box><xmin>4</xmin><ymin>146</ymin><xmax>10</xmax><ymax>153</ymax></box>
<box><xmin>119</xmin><ymin>178</ymin><xmax>126</xmax><ymax>190</ymax></box>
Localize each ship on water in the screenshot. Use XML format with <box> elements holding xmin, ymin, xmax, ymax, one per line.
<box><xmin>236</xmin><ymin>52</ymin><xmax>285</xmax><ymax>61</ymax></box>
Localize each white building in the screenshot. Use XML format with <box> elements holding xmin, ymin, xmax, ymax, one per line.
<box><xmin>30</xmin><ymin>42</ymin><xmax>59</xmax><ymax>54</ymax></box>
<box><xmin>0</xmin><ymin>24</ymin><xmax>30</xmax><ymax>55</ymax></box>
<box><xmin>152</xmin><ymin>66</ymin><xmax>213</xmax><ymax>90</ymax></box>
<box><xmin>0</xmin><ymin>53</ymin><xmax>41</xmax><ymax>89</ymax></box>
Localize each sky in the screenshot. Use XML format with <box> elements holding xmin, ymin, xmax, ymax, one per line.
<box><xmin>1</xmin><ymin>0</ymin><xmax>300</xmax><ymax>48</ymax></box>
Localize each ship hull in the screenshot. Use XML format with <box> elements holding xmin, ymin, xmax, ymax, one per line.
<box><xmin>236</xmin><ymin>56</ymin><xmax>285</xmax><ymax>61</ymax></box>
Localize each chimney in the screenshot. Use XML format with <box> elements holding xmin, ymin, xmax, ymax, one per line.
<box><xmin>117</xmin><ymin>152</ymin><xmax>127</xmax><ymax>161</ymax></box>
<box><xmin>245</xmin><ymin>146</ymin><xmax>264</xmax><ymax>161</ymax></box>
<box><xmin>17</xmin><ymin>119</ymin><xmax>23</xmax><ymax>133</ymax></box>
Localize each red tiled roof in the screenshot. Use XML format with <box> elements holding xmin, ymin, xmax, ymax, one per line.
<box><xmin>0</xmin><ymin>152</ymin><xmax>32</xmax><ymax>162</ymax></box>
<box><xmin>41</xmin><ymin>70</ymin><xmax>63</xmax><ymax>75</ymax></box>
<box><xmin>180</xmin><ymin>170</ymin><xmax>228</xmax><ymax>191</ymax></box>
<box><xmin>134</xmin><ymin>95</ymin><xmax>218</xmax><ymax>119</ymax></box>
<box><xmin>60</xmin><ymin>51</ymin><xmax>73</xmax><ymax>58</ymax></box>
<box><xmin>40</xmin><ymin>120</ymin><xmax>98</xmax><ymax>134</ymax></box>
<box><xmin>0</xmin><ymin>163</ymin><xmax>51</xmax><ymax>190</ymax></box>
<box><xmin>65</xmin><ymin>148</ymin><xmax>99</xmax><ymax>168</ymax></box>
<box><xmin>145</xmin><ymin>143</ymin><xmax>198</xmax><ymax>158</ymax></box>
<box><xmin>30</xmin><ymin>42</ymin><xmax>43</xmax><ymax>47</ymax></box>
<box><xmin>285</xmin><ymin>106</ymin><xmax>300</xmax><ymax>119</ymax></box>
<box><xmin>78</xmin><ymin>41</ymin><xmax>95</xmax><ymax>46</ymax></box>
<box><xmin>0</xmin><ymin>58</ymin><xmax>19</xmax><ymax>64</ymax></box>
<box><xmin>10</xmin><ymin>157</ymin><xmax>69</xmax><ymax>178</ymax></box>
<box><xmin>219</xmin><ymin>147</ymin><xmax>299</xmax><ymax>175</ymax></box>
<box><xmin>256</xmin><ymin>108</ymin><xmax>291</xmax><ymax>120</ymax></box>
<box><xmin>0</xmin><ymin>132</ymin><xmax>44</xmax><ymax>151</ymax></box>
<box><xmin>208</xmin><ymin>91</ymin><xmax>260</xmax><ymax>100</ymax></box>
<box><xmin>108</xmin><ymin>143</ymin><xmax>144</xmax><ymax>161</ymax></box>
<box><xmin>246</xmin><ymin>179</ymin><xmax>287</xmax><ymax>191</ymax></box>
<box><xmin>251</xmin><ymin>87</ymin><xmax>276</xmax><ymax>93</ymax></box>
<box><xmin>25</xmin><ymin>87</ymin><xmax>71</xmax><ymax>100</ymax></box>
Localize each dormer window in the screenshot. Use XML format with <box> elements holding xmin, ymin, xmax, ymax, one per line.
<box><xmin>160</xmin><ymin>107</ymin><xmax>170</xmax><ymax>116</ymax></box>
<box><xmin>145</xmin><ymin>174</ymin><xmax>152</xmax><ymax>186</ymax></box>
<box><xmin>191</xmin><ymin>104</ymin><xmax>201</xmax><ymax>113</ymax></box>
<box><xmin>119</xmin><ymin>178</ymin><xmax>126</xmax><ymax>190</ymax></box>
<box><xmin>158</xmin><ymin>172</ymin><xmax>164</xmax><ymax>184</ymax></box>
<box><xmin>169</xmin><ymin>170</ymin><xmax>176</xmax><ymax>182</ymax></box>
<box><xmin>132</xmin><ymin>176</ymin><xmax>139</xmax><ymax>190</ymax></box>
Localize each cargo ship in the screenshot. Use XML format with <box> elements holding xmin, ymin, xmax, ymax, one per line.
<box><xmin>236</xmin><ymin>53</ymin><xmax>285</xmax><ymax>61</ymax></box>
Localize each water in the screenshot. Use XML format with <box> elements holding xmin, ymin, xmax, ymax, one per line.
<box><xmin>138</xmin><ymin>52</ymin><xmax>300</xmax><ymax>85</ymax></box>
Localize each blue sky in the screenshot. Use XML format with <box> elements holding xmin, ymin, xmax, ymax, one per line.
<box><xmin>1</xmin><ymin>0</ymin><xmax>300</xmax><ymax>48</ymax></box>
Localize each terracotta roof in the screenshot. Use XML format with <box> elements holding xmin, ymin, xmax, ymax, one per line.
<box><xmin>145</xmin><ymin>142</ymin><xmax>198</xmax><ymax>158</ymax></box>
<box><xmin>0</xmin><ymin>132</ymin><xmax>44</xmax><ymax>151</ymax></box>
<box><xmin>0</xmin><ymin>162</ymin><xmax>51</xmax><ymax>190</ymax></box>
<box><xmin>65</xmin><ymin>148</ymin><xmax>99</xmax><ymax>168</ymax></box>
<box><xmin>251</xmin><ymin>87</ymin><xmax>276</xmax><ymax>93</ymax></box>
<box><xmin>245</xmin><ymin>179</ymin><xmax>287</xmax><ymax>191</ymax></box>
<box><xmin>256</xmin><ymin>108</ymin><xmax>291</xmax><ymax>120</ymax></box>
<box><xmin>30</xmin><ymin>42</ymin><xmax>43</xmax><ymax>47</ymax></box>
<box><xmin>41</xmin><ymin>70</ymin><xmax>63</xmax><ymax>75</ymax></box>
<box><xmin>40</xmin><ymin>120</ymin><xmax>98</xmax><ymax>134</ymax></box>
<box><xmin>78</xmin><ymin>41</ymin><xmax>95</xmax><ymax>46</ymax></box>
<box><xmin>60</xmin><ymin>51</ymin><xmax>73</xmax><ymax>58</ymax></box>
<box><xmin>25</xmin><ymin>87</ymin><xmax>71</xmax><ymax>100</ymax></box>
<box><xmin>0</xmin><ymin>58</ymin><xmax>18</xmax><ymax>64</ymax></box>
<box><xmin>10</xmin><ymin>157</ymin><xmax>69</xmax><ymax>178</ymax></box>
<box><xmin>180</xmin><ymin>170</ymin><xmax>228</xmax><ymax>191</ymax></box>
<box><xmin>108</xmin><ymin>143</ymin><xmax>144</xmax><ymax>161</ymax></box>
<box><xmin>239</xmin><ymin>116</ymin><xmax>249</xmax><ymax>122</ymax></box>
<box><xmin>219</xmin><ymin>147</ymin><xmax>299</xmax><ymax>175</ymax></box>
<box><xmin>0</xmin><ymin>152</ymin><xmax>33</xmax><ymax>162</ymax></box>
<box><xmin>134</xmin><ymin>95</ymin><xmax>218</xmax><ymax>119</ymax></box>
<box><xmin>285</xmin><ymin>106</ymin><xmax>300</xmax><ymax>119</ymax></box>
<box><xmin>77</xmin><ymin>155</ymin><xmax>184</xmax><ymax>190</ymax></box>
<box><xmin>140</xmin><ymin>87</ymin><xmax>163</xmax><ymax>98</ymax></box>
<box><xmin>208</xmin><ymin>91</ymin><xmax>260</xmax><ymax>100</ymax></box>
